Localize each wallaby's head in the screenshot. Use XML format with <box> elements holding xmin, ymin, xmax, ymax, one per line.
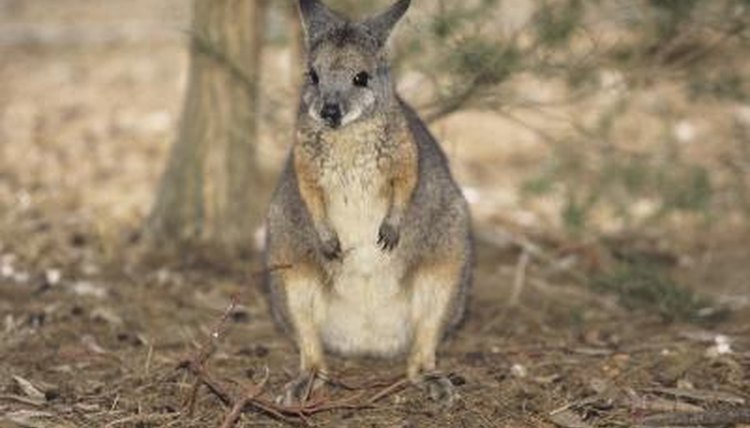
<box><xmin>298</xmin><ymin>0</ymin><xmax>410</xmax><ymax>129</ymax></box>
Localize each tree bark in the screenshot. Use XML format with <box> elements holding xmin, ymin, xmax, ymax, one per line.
<box><xmin>147</xmin><ymin>0</ymin><xmax>269</xmax><ymax>256</ymax></box>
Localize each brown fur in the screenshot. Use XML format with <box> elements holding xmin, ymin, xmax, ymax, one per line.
<box><xmin>264</xmin><ymin>0</ymin><xmax>473</xmax><ymax>404</ymax></box>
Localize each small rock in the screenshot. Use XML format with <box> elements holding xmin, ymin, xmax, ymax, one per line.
<box><xmin>45</xmin><ymin>269</ymin><xmax>62</xmax><ymax>286</ymax></box>
<box><xmin>1</xmin><ymin>263</ymin><xmax>15</xmax><ymax>278</ymax></box>
<box><xmin>72</xmin><ymin>281</ymin><xmax>106</xmax><ymax>299</ymax></box>
<box><xmin>673</xmin><ymin>119</ymin><xmax>696</xmax><ymax>143</ymax></box>
<box><xmin>511</xmin><ymin>363</ymin><xmax>528</xmax><ymax>378</ymax></box>
<box><xmin>91</xmin><ymin>307</ymin><xmax>123</xmax><ymax>326</ymax></box>
<box><xmin>13</xmin><ymin>271</ymin><xmax>30</xmax><ymax>284</ymax></box>
<box><xmin>706</xmin><ymin>334</ymin><xmax>732</xmax><ymax>358</ymax></box>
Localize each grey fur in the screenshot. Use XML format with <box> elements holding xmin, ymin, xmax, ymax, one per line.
<box><xmin>264</xmin><ymin>0</ymin><xmax>473</xmax><ymax>402</ymax></box>
<box><xmin>298</xmin><ymin>0</ymin><xmax>345</xmax><ymax>48</ymax></box>
<box><xmin>362</xmin><ymin>0</ymin><xmax>411</xmax><ymax>46</ymax></box>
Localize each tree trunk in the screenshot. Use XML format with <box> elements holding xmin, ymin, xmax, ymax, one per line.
<box><xmin>147</xmin><ymin>0</ymin><xmax>269</xmax><ymax>256</ymax></box>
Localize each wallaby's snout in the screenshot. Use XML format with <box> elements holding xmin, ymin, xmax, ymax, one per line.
<box><xmin>321</xmin><ymin>102</ymin><xmax>342</xmax><ymax>128</ymax></box>
<box><xmin>305</xmin><ymin>68</ymin><xmax>373</xmax><ymax>129</ymax></box>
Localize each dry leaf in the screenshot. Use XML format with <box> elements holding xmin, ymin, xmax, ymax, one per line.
<box><xmin>644</xmin><ymin>387</ymin><xmax>746</xmax><ymax>405</ymax></box>
<box><xmin>549</xmin><ymin>409</ymin><xmax>592</xmax><ymax>428</ymax></box>
<box><xmin>12</xmin><ymin>376</ymin><xmax>45</xmax><ymax>401</ymax></box>
<box><xmin>90</xmin><ymin>307</ymin><xmax>123</xmax><ymax>326</ymax></box>
<box><xmin>627</xmin><ymin>395</ymin><xmax>704</xmax><ymax>413</ymax></box>
<box><xmin>3</xmin><ymin>410</ymin><xmax>54</xmax><ymax>428</ymax></box>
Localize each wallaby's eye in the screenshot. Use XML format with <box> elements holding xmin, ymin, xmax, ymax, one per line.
<box><xmin>353</xmin><ymin>71</ymin><xmax>370</xmax><ymax>87</ymax></box>
<box><xmin>308</xmin><ymin>68</ymin><xmax>319</xmax><ymax>85</ymax></box>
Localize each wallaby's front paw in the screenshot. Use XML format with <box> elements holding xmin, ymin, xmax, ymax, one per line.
<box><xmin>319</xmin><ymin>230</ymin><xmax>342</xmax><ymax>260</ymax></box>
<box><xmin>320</xmin><ymin>236</ymin><xmax>342</xmax><ymax>260</ymax></box>
<box><xmin>418</xmin><ymin>373</ymin><xmax>457</xmax><ymax>407</ymax></box>
<box><xmin>377</xmin><ymin>221</ymin><xmax>400</xmax><ymax>251</ymax></box>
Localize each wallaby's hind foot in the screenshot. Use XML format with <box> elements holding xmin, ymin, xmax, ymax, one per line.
<box><xmin>277</xmin><ymin>370</ymin><xmax>328</xmax><ymax>406</ymax></box>
<box><xmin>418</xmin><ymin>373</ymin><xmax>457</xmax><ymax>406</ymax></box>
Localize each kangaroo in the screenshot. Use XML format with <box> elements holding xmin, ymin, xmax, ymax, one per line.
<box><xmin>265</xmin><ymin>0</ymin><xmax>473</xmax><ymax>404</ymax></box>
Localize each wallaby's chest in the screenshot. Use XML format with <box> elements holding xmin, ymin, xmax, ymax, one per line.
<box><xmin>294</xmin><ymin>120</ymin><xmax>414</xmax><ymax>357</ymax></box>
<box><xmin>314</xmin><ymin>132</ymin><xmax>410</xmax><ymax>357</ymax></box>
<box><xmin>316</xmin><ymin>130</ymin><xmax>391</xmax><ymax>247</ymax></box>
<box><xmin>318</xmin><ymin>124</ymin><xmax>388</xmax><ymax>241</ymax></box>
<box><xmin>317</xmin><ymin>142</ymin><xmax>408</xmax><ymax>357</ymax></box>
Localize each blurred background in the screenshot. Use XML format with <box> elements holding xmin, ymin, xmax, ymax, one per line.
<box><xmin>2</xmin><ymin>0</ymin><xmax>749</xmax><ymax>311</ymax></box>
<box><xmin>1</xmin><ymin>0</ymin><xmax>749</xmax><ymax>426</ymax></box>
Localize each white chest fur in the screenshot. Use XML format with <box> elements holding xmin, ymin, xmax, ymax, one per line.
<box><xmin>316</xmin><ymin>128</ymin><xmax>413</xmax><ymax>358</ymax></box>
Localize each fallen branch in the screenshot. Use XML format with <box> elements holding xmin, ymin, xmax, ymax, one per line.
<box><xmin>638</xmin><ymin>408</ymin><xmax>750</xmax><ymax>427</ymax></box>
<box><xmin>219</xmin><ymin>370</ymin><xmax>269</xmax><ymax>428</ymax></box>
<box><xmin>174</xmin><ymin>294</ymin><xmax>415</xmax><ymax>427</ymax></box>
<box><xmin>642</xmin><ymin>387</ymin><xmax>746</xmax><ymax>405</ymax></box>
<box><xmin>104</xmin><ymin>412</ymin><xmax>180</xmax><ymax>428</ymax></box>
<box><xmin>509</xmin><ymin>250</ymin><xmax>531</xmax><ymax>306</ymax></box>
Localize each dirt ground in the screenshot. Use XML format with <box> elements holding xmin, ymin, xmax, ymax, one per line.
<box><xmin>1</xmin><ymin>1</ymin><xmax>750</xmax><ymax>427</ymax></box>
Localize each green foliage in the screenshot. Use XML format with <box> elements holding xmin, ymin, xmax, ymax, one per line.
<box><xmin>450</xmin><ymin>39</ymin><xmax>521</xmax><ymax>86</ymax></box>
<box><xmin>279</xmin><ymin>0</ymin><xmax>750</xmax><ymax>237</ymax></box>
<box><xmin>564</xmin><ymin>63</ymin><xmax>598</xmax><ymax>90</ymax></box>
<box><xmin>648</xmin><ymin>0</ymin><xmax>699</xmax><ymax>40</ymax></box>
<box><xmin>658</xmin><ymin>164</ymin><xmax>713</xmax><ymax>214</ymax></box>
<box><xmin>593</xmin><ymin>260</ymin><xmax>714</xmax><ymax>323</ymax></box>
<box><xmin>522</xmin><ymin>119</ymin><xmax>715</xmax><ymax>235</ymax></box>
<box><xmin>561</xmin><ymin>193</ymin><xmax>589</xmax><ymax>232</ymax></box>
<box><xmin>521</xmin><ymin>175</ymin><xmax>556</xmax><ymax>196</ymax></box>
<box><xmin>688</xmin><ymin>71</ymin><xmax>749</xmax><ymax>102</ymax></box>
<box><xmin>426</xmin><ymin>0</ymin><xmax>501</xmax><ymax>40</ymax></box>
<box><xmin>534</xmin><ymin>0</ymin><xmax>584</xmax><ymax>47</ymax></box>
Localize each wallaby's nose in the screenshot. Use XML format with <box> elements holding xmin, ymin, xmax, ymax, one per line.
<box><xmin>321</xmin><ymin>103</ymin><xmax>342</xmax><ymax>127</ymax></box>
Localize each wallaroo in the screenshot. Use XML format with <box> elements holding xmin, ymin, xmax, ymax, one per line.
<box><xmin>264</xmin><ymin>0</ymin><xmax>473</xmax><ymax>405</ymax></box>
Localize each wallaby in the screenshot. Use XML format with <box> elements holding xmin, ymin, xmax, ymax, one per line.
<box><xmin>265</xmin><ymin>0</ymin><xmax>473</xmax><ymax>404</ymax></box>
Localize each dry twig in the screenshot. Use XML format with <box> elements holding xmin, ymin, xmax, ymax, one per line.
<box><xmin>638</xmin><ymin>408</ymin><xmax>750</xmax><ymax>427</ymax></box>
<box><xmin>510</xmin><ymin>250</ymin><xmax>531</xmax><ymax>306</ymax></box>
<box><xmin>174</xmin><ymin>293</ymin><xmax>416</xmax><ymax>427</ymax></box>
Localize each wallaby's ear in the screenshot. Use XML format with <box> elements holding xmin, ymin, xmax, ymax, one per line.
<box><xmin>298</xmin><ymin>0</ymin><xmax>344</xmax><ymax>47</ymax></box>
<box><xmin>362</xmin><ymin>0</ymin><xmax>411</xmax><ymax>47</ymax></box>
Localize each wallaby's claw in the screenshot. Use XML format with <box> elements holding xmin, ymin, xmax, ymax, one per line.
<box><xmin>320</xmin><ymin>236</ymin><xmax>342</xmax><ymax>260</ymax></box>
<box><xmin>276</xmin><ymin>372</ymin><xmax>326</xmax><ymax>406</ymax></box>
<box><xmin>378</xmin><ymin>222</ymin><xmax>400</xmax><ymax>251</ymax></box>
